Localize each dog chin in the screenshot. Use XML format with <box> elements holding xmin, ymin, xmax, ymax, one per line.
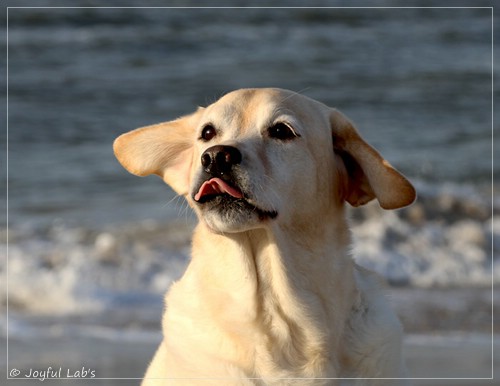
<box><xmin>196</xmin><ymin>195</ymin><xmax>278</xmax><ymax>233</ymax></box>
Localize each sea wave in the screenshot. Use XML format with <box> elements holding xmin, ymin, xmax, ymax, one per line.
<box><xmin>2</xmin><ymin>181</ymin><xmax>497</xmax><ymax>321</ymax></box>
<box><xmin>351</xmin><ymin>181</ymin><xmax>495</xmax><ymax>287</ymax></box>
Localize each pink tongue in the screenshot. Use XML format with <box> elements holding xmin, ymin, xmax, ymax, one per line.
<box><xmin>194</xmin><ymin>178</ymin><xmax>244</xmax><ymax>202</ymax></box>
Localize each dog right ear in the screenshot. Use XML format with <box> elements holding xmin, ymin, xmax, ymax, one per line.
<box><xmin>113</xmin><ymin>109</ymin><xmax>203</xmax><ymax>196</ymax></box>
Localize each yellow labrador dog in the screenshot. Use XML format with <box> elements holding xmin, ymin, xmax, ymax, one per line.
<box><xmin>114</xmin><ymin>88</ymin><xmax>415</xmax><ymax>385</ymax></box>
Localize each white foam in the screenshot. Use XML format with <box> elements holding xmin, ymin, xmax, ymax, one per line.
<box><xmin>352</xmin><ymin>207</ymin><xmax>496</xmax><ymax>287</ymax></box>
<box><xmin>2</xmin><ymin>221</ymin><xmax>191</xmax><ymax>320</ymax></box>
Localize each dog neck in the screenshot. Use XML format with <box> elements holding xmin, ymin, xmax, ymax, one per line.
<box><xmin>188</xmin><ymin>208</ymin><xmax>356</xmax><ymax>376</ymax></box>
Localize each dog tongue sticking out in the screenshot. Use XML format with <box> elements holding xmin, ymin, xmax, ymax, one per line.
<box><xmin>194</xmin><ymin>178</ymin><xmax>244</xmax><ymax>202</ymax></box>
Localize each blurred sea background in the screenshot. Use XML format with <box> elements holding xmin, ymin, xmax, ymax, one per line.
<box><xmin>2</xmin><ymin>1</ymin><xmax>499</xmax><ymax>384</ymax></box>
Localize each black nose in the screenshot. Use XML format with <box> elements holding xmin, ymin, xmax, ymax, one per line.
<box><xmin>201</xmin><ymin>145</ymin><xmax>242</xmax><ymax>178</ymax></box>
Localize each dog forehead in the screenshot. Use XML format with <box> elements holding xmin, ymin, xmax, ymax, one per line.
<box><xmin>203</xmin><ymin>88</ymin><xmax>321</xmax><ymax>131</ymax></box>
<box><xmin>205</xmin><ymin>89</ymin><xmax>278</xmax><ymax>126</ymax></box>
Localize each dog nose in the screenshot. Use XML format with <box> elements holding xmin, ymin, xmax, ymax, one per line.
<box><xmin>201</xmin><ymin>145</ymin><xmax>242</xmax><ymax>177</ymax></box>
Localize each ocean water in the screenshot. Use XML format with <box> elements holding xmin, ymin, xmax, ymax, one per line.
<box><xmin>5</xmin><ymin>5</ymin><xmax>496</xmax><ymax>229</ymax></box>
<box><xmin>2</xmin><ymin>4</ymin><xmax>499</xmax><ymax>377</ymax></box>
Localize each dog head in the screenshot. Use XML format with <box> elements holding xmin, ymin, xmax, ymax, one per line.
<box><xmin>114</xmin><ymin>88</ymin><xmax>415</xmax><ymax>233</ymax></box>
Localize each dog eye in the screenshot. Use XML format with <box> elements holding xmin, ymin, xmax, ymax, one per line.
<box><xmin>267</xmin><ymin>123</ymin><xmax>298</xmax><ymax>141</ymax></box>
<box><xmin>200</xmin><ymin>125</ymin><xmax>217</xmax><ymax>141</ymax></box>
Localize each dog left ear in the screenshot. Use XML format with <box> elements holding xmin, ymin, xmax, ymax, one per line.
<box><xmin>330</xmin><ymin>109</ymin><xmax>416</xmax><ymax>209</ymax></box>
<box><xmin>113</xmin><ymin>109</ymin><xmax>202</xmax><ymax>196</ymax></box>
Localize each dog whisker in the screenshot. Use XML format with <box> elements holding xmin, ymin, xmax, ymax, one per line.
<box><xmin>278</xmin><ymin>87</ymin><xmax>311</xmax><ymax>104</ymax></box>
<box><xmin>258</xmin><ymin>174</ymin><xmax>281</xmax><ymax>206</ymax></box>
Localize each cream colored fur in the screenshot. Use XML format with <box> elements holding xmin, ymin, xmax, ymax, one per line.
<box><xmin>114</xmin><ymin>88</ymin><xmax>415</xmax><ymax>385</ymax></box>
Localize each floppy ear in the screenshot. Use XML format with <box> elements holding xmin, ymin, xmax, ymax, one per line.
<box><xmin>113</xmin><ymin>109</ymin><xmax>201</xmax><ymax>196</ymax></box>
<box><xmin>330</xmin><ymin>109</ymin><xmax>416</xmax><ymax>209</ymax></box>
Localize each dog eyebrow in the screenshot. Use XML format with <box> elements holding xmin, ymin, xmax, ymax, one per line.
<box><xmin>267</xmin><ymin>109</ymin><xmax>302</xmax><ymax>135</ymax></box>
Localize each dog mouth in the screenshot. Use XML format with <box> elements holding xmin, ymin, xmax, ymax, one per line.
<box><xmin>194</xmin><ymin>177</ymin><xmax>244</xmax><ymax>202</ymax></box>
<box><xmin>193</xmin><ymin>177</ymin><xmax>278</xmax><ymax>220</ymax></box>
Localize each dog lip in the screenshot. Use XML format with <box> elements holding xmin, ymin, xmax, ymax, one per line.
<box><xmin>194</xmin><ymin>177</ymin><xmax>244</xmax><ymax>202</ymax></box>
<box><xmin>196</xmin><ymin>194</ymin><xmax>278</xmax><ymax>221</ymax></box>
